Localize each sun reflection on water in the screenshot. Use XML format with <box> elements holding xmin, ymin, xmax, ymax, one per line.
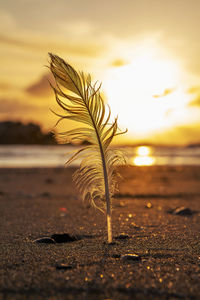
<box><xmin>133</xmin><ymin>146</ymin><xmax>155</xmax><ymax>166</ymax></box>
<box><xmin>137</xmin><ymin>146</ymin><xmax>151</xmax><ymax>156</ymax></box>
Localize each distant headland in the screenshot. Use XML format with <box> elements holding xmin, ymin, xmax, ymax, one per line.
<box><xmin>0</xmin><ymin>121</ymin><xmax>92</xmax><ymax>145</ymax></box>
<box><xmin>0</xmin><ymin>121</ymin><xmax>57</xmax><ymax>145</ymax></box>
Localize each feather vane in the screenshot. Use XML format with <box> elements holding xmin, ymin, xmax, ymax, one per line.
<box><xmin>49</xmin><ymin>53</ymin><xmax>127</xmax><ymax>242</ymax></box>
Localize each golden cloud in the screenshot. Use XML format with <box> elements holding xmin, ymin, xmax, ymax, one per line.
<box><xmin>187</xmin><ymin>86</ymin><xmax>200</xmax><ymax>106</ymax></box>
<box><xmin>110</xmin><ymin>58</ymin><xmax>129</xmax><ymax>67</ymax></box>
<box><xmin>153</xmin><ymin>88</ymin><xmax>175</xmax><ymax>98</ymax></box>
<box><xmin>150</xmin><ymin>123</ymin><xmax>200</xmax><ymax>145</ymax></box>
<box><xmin>25</xmin><ymin>73</ymin><xmax>53</xmax><ymax>97</ymax></box>
<box><xmin>0</xmin><ymin>98</ymin><xmax>38</xmax><ymax>114</ymax></box>
<box><xmin>0</xmin><ymin>33</ymin><xmax>105</xmax><ymax>57</ymax></box>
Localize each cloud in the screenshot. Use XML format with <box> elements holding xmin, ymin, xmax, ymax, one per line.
<box><xmin>150</xmin><ymin>123</ymin><xmax>200</xmax><ymax>145</ymax></box>
<box><xmin>0</xmin><ymin>6</ymin><xmax>105</xmax><ymax>58</ymax></box>
<box><xmin>187</xmin><ymin>86</ymin><xmax>200</xmax><ymax>106</ymax></box>
<box><xmin>0</xmin><ymin>34</ymin><xmax>31</xmax><ymax>49</ymax></box>
<box><xmin>153</xmin><ymin>88</ymin><xmax>175</xmax><ymax>98</ymax></box>
<box><xmin>0</xmin><ymin>9</ymin><xmax>17</xmax><ymax>31</ymax></box>
<box><xmin>171</xmin><ymin>125</ymin><xmax>200</xmax><ymax>144</ymax></box>
<box><xmin>0</xmin><ymin>98</ymin><xmax>38</xmax><ymax>114</ymax></box>
<box><xmin>58</xmin><ymin>20</ymin><xmax>94</xmax><ymax>37</ymax></box>
<box><xmin>0</xmin><ymin>96</ymin><xmax>55</xmax><ymax>130</ymax></box>
<box><xmin>0</xmin><ymin>33</ymin><xmax>105</xmax><ymax>57</ymax></box>
<box><xmin>188</xmin><ymin>86</ymin><xmax>200</xmax><ymax>94</ymax></box>
<box><xmin>110</xmin><ymin>58</ymin><xmax>129</xmax><ymax>67</ymax></box>
<box><xmin>0</xmin><ymin>82</ymin><xmax>13</xmax><ymax>91</ymax></box>
<box><xmin>189</xmin><ymin>96</ymin><xmax>200</xmax><ymax>107</ymax></box>
<box><xmin>25</xmin><ymin>73</ymin><xmax>53</xmax><ymax>97</ymax></box>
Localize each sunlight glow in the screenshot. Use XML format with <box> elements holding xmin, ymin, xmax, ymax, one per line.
<box><xmin>133</xmin><ymin>156</ymin><xmax>155</xmax><ymax>166</ymax></box>
<box><xmin>103</xmin><ymin>48</ymin><xmax>191</xmax><ymax>137</ymax></box>
<box><xmin>136</xmin><ymin>146</ymin><xmax>151</xmax><ymax>156</ymax></box>
<box><xmin>132</xmin><ymin>146</ymin><xmax>155</xmax><ymax>166</ymax></box>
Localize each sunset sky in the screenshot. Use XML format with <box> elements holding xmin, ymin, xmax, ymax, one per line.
<box><xmin>1</xmin><ymin>0</ymin><xmax>200</xmax><ymax>145</ymax></box>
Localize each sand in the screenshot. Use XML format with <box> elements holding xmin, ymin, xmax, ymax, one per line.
<box><xmin>0</xmin><ymin>166</ymin><xmax>200</xmax><ymax>299</ymax></box>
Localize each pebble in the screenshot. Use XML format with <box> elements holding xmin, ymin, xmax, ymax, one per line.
<box><xmin>114</xmin><ymin>201</ymin><xmax>126</xmax><ymax>207</ymax></box>
<box><xmin>51</xmin><ymin>233</ymin><xmax>79</xmax><ymax>243</ymax></box>
<box><xmin>130</xmin><ymin>222</ymin><xmax>141</xmax><ymax>230</ymax></box>
<box><xmin>34</xmin><ymin>233</ymin><xmax>79</xmax><ymax>244</ymax></box>
<box><xmin>169</xmin><ymin>206</ymin><xmax>194</xmax><ymax>216</ymax></box>
<box><xmin>145</xmin><ymin>202</ymin><xmax>153</xmax><ymax>208</ymax></box>
<box><xmin>115</xmin><ymin>234</ymin><xmax>131</xmax><ymax>240</ymax></box>
<box><xmin>56</xmin><ymin>263</ymin><xmax>73</xmax><ymax>270</ymax></box>
<box><xmin>59</xmin><ymin>207</ymin><xmax>68</xmax><ymax>217</ymax></box>
<box><xmin>119</xmin><ymin>201</ymin><xmax>126</xmax><ymax>207</ymax></box>
<box><xmin>33</xmin><ymin>237</ymin><xmax>56</xmax><ymax>244</ymax></box>
<box><xmin>121</xmin><ymin>254</ymin><xmax>142</xmax><ymax>262</ymax></box>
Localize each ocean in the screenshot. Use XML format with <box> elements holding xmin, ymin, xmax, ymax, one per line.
<box><xmin>0</xmin><ymin>145</ymin><xmax>200</xmax><ymax>168</ymax></box>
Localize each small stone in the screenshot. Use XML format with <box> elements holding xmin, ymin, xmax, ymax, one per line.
<box><xmin>59</xmin><ymin>207</ymin><xmax>68</xmax><ymax>212</ymax></box>
<box><xmin>169</xmin><ymin>206</ymin><xmax>194</xmax><ymax>216</ymax></box>
<box><xmin>59</xmin><ymin>207</ymin><xmax>68</xmax><ymax>217</ymax></box>
<box><xmin>115</xmin><ymin>234</ymin><xmax>131</xmax><ymax>240</ymax></box>
<box><xmin>56</xmin><ymin>263</ymin><xmax>73</xmax><ymax>270</ymax></box>
<box><xmin>51</xmin><ymin>233</ymin><xmax>79</xmax><ymax>243</ymax></box>
<box><xmin>146</xmin><ymin>202</ymin><xmax>152</xmax><ymax>208</ymax></box>
<box><xmin>33</xmin><ymin>237</ymin><xmax>55</xmax><ymax>244</ymax></box>
<box><xmin>115</xmin><ymin>201</ymin><xmax>126</xmax><ymax>207</ymax></box>
<box><xmin>130</xmin><ymin>222</ymin><xmax>141</xmax><ymax>230</ymax></box>
<box><xmin>121</xmin><ymin>254</ymin><xmax>141</xmax><ymax>262</ymax></box>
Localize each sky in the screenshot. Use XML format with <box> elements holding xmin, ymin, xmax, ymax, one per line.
<box><xmin>1</xmin><ymin>0</ymin><xmax>200</xmax><ymax>145</ymax></box>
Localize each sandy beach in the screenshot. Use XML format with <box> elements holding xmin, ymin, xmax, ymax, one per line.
<box><xmin>0</xmin><ymin>166</ymin><xmax>200</xmax><ymax>299</ymax></box>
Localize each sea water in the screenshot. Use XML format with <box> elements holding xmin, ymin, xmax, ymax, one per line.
<box><xmin>0</xmin><ymin>145</ymin><xmax>200</xmax><ymax>168</ymax></box>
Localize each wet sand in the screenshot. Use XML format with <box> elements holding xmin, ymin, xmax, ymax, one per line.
<box><xmin>0</xmin><ymin>166</ymin><xmax>200</xmax><ymax>299</ymax></box>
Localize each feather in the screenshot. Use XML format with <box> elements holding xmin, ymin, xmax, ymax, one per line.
<box><xmin>49</xmin><ymin>53</ymin><xmax>127</xmax><ymax>243</ymax></box>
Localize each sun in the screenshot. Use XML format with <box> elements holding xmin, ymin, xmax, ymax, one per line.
<box><xmin>103</xmin><ymin>50</ymin><xmax>191</xmax><ymax>137</ymax></box>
